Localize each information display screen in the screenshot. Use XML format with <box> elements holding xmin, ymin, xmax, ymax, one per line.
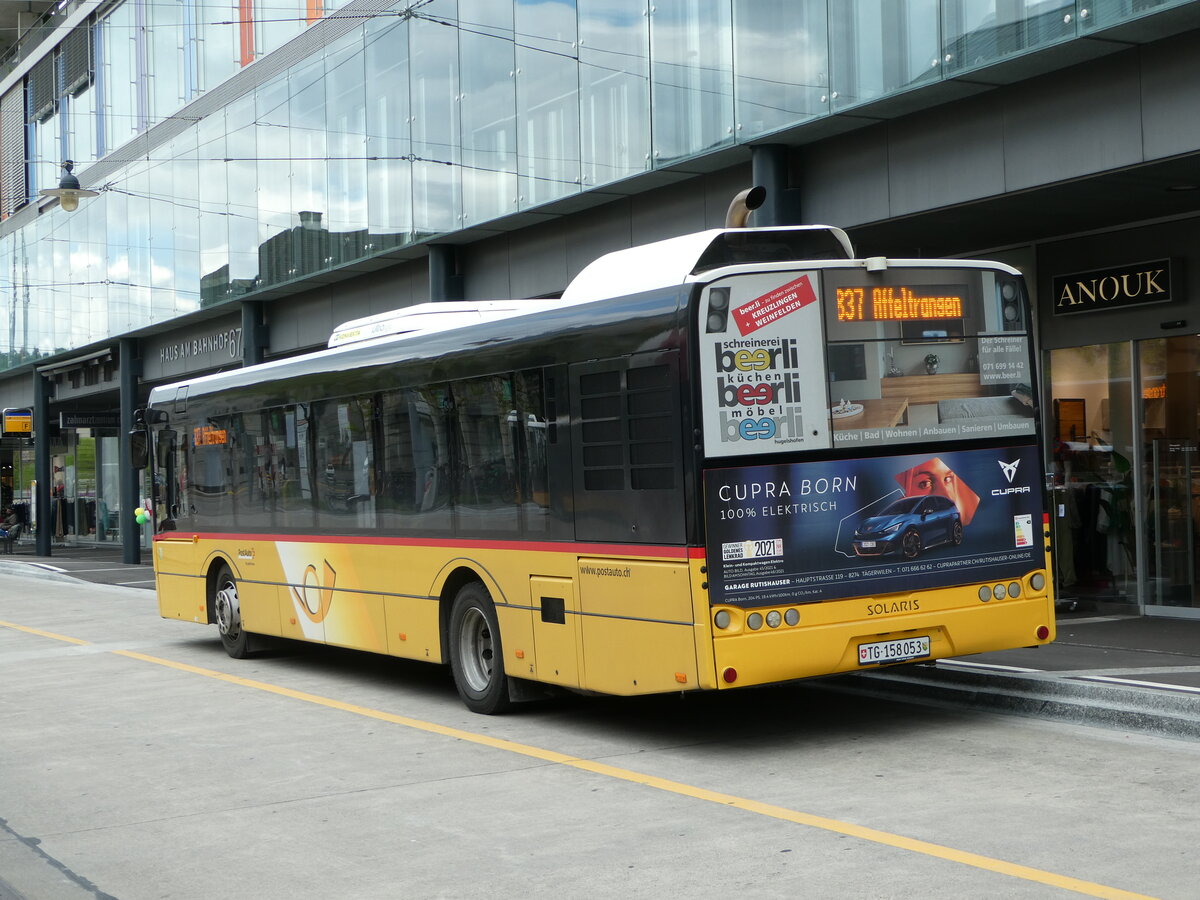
<box><xmin>834</xmin><ymin>285</ymin><xmax>967</xmax><ymax>322</ymax></box>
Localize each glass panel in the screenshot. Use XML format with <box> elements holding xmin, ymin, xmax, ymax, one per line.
<box><xmin>289</xmin><ymin>54</ymin><xmax>329</xmax><ymax>278</ymax></box>
<box><xmin>410</xmin><ymin>1</ymin><xmax>461</xmax><ymax>237</ymax></box>
<box><xmin>198</xmin><ymin>0</ymin><xmax>239</xmax><ymax>92</ymax></box>
<box><xmin>1087</xmin><ymin>0</ymin><xmax>1191</xmax><ymax>30</ymax></box>
<box><xmin>460</xmin><ymin>29</ymin><xmax>517</xmax><ymax>224</ymax></box>
<box><xmin>325</xmin><ymin>30</ymin><xmax>367</xmax><ymax>266</ymax></box>
<box><xmin>377</xmin><ymin>386</ymin><xmax>454</xmax><ymax>533</ymax></box>
<box><xmin>226</xmin><ymin>94</ymin><xmax>260</xmax><ymax>295</ymax></box>
<box><xmin>1140</xmin><ymin>336</ymin><xmax>1200</xmax><ymax>610</ymax></box>
<box><xmin>101</xmin><ymin>2</ymin><xmax>139</xmax><ymax>150</ymax></box>
<box><xmin>649</xmin><ymin>0</ymin><xmax>734</xmax><ymax>164</ymax></box>
<box><xmin>579</xmin><ymin>0</ymin><xmax>650</xmax><ymax>187</ymax></box>
<box><xmin>819</xmin><ymin>266</ymin><xmax>1036</xmax><ymax>450</ymax></box>
<box><xmin>256</xmin><ymin>77</ymin><xmax>292</xmax><ymax>286</ymax></box>
<box><xmin>314</xmin><ymin>396</ymin><xmax>376</xmax><ymax>531</ymax></box>
<box><xmin>147</xmin><ymin>0</ymin><xmax>186</xmax><ymax>122</ymax></box>
<box><xmin>515</xmin><ymin>0</ymin><xmax>579</xmax><ymax>207</ymax></box>
<box><xmin>733</xmin><ymin>0</ymin><xmax>828</xmax><ymax>138</ymax></box>
<box><xmin>829</xmin><ymin>0</ymin><xmax>940</xmax><ymax>110</ymax></box>
<box><xmin>1048</xmin><ymin>343</ymin><xmax>1137</xmax><ymax>610</ymax></box>
<box><xmin>942</xmin><ymin>1</ymin><xmax>1076</xmax><ymax>75</ymax></box>
<box><xmin>256</xmin><ymin>0</ymin><xmax>305</xmax><ymax>58</ymax></box>
<box><xmin>365</xmin><ymin>16</ymin><xmax>411</xmax><ymax>250</ymax></box>
<box><xmin>198</xmin><ymin>108</ymin><xmax>232</xmax><ymax>306</ymax></box>
<box><xmin>451</xmin><ymin>376</ymin><xmax>519</xmax><ymax>533</ymax></box>
<box><xmin>65</xmin><ymin>81</ymin><xmax>99</xmax><ymax>166</ymax></box>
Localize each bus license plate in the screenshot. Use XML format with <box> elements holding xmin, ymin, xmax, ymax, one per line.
<box><xmin>858</xmin><ymin>636</ymin><xmax>930</xmax><ymax>666</ymax></box>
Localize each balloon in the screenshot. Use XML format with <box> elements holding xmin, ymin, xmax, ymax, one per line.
<box><xmin>134</xmin><ymin>506</ymin><xmax>145</xmax><ymax>517</ymax></box>
<box><xmin>136</xmin><ymin>513</ymin><xmax>148</xmax><ymax>525</ymax></box>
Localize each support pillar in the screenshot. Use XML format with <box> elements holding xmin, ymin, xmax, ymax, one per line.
<box><xmin>119</xmin><ymin>337</ymin><xmax>142</xmax><ymax>565</ymax></box>
<box><xmin>33</xmin><ymin>372</ymin><xmax>51</xmax><ymax>557</ymax></box>
<box><xmin>750</xmin><ymin>144</ymin><xmax>800</xmax><ymax>226</ymax></box>
<box><xmin>241</xmin><ymin>300</ymin><xmax>269</xmax><ymax>367</ymax></box>
<box><xmin>428</xmin><ymin>244</ymin><xmax>464</xmax><ymax>301</ymax></box>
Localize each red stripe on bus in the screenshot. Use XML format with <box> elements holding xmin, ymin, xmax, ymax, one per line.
<box><xmin>1043</xmin><ymin>513</ymin><xmax>1050</xmax><ymax>525</ymax></box>
<box><xmin>154</xmin><ymin>532</ymin><xmax>704</xmax><ymax>560</ymax></box>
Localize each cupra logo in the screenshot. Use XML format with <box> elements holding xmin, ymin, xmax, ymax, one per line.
<box><xmin>998</xmin><ymin>459</ymin><xmax>1020</xmax><ymax>484</ymax></box>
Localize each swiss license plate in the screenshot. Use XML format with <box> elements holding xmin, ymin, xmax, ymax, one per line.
<box><xmin>859</xmin><ymin>540</ymin><xmax>876</xmax><ymax>549</ymax></box>
<box><xmin>858</xmin><ymin>635</ymin><xmax>931</xmax><ymax>666</ymax></box>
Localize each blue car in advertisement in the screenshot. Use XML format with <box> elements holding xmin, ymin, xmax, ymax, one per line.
<box><xmin>852</xmin><ymin>494</ymin><xmax>963</xmax><ymax>559</ymax></box>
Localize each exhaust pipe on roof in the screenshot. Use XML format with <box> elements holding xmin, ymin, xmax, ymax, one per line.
<box><xmin>725</xmin><ymin>185</ymin><xmax>767</xmax><ymax>228</ymax></box>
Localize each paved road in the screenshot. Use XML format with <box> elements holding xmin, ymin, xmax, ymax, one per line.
<box><xmin>2</xmin><ymin>573</ymin><xmax>1197</xmax><ymax>899</ymax></box>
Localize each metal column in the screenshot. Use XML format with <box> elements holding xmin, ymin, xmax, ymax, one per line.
<box><xmin>241</xmin><ymin>300</ymin><xmax>269</xmax><ymax>367</ymax></box>
<box><xmin>33</xmin><ymin>372</ymin><xmax>51</xmax><ymax>556</ymax></box>
<box><xmin>119</xmin><ymin>338</ymin><xmax>141</xmax><ymax>565</ymax></box>
<box><xmin>750</xmin><ymin>144</ymin><xmax>800</xmax><ymax>226</ymax></box>
<box><xmin>428</xmin><ymin>245</ymin><xmax>464</xmax><ymax>301</ymax></box>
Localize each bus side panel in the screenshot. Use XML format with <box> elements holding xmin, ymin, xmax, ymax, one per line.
<box><xmin>577</xmin><ymin>558</ymin><xmax>697</xmax><ymax>695</ymax></box>
<box><xmin>154</xmin><ymin>537</ymin><xmax>208</xmax><ymax>623</ymax></box>
<box><xmin>239</xmin><ymin>578</ymin><xmax>283</xmax><ymax>638</ymax></box>
<box><xmin>529</xmin><ymin>575</ymin><xmax>581</xmax><ymax>687</ymax></box>
<box><xmin>384</xmin><ymin>593</ymin><xmax>441</xmax><ymax>661</ymax></box>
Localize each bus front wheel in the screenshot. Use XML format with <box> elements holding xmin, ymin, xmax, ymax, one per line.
<box><xmin>448</xmin><ymin>582</ymin><xmax>512</xmax><ymax>715</ymax></box>
<box><xmin>213</xmin><ymin>563</ymin><xmax>252</xmax><ymax>659</ymax></box>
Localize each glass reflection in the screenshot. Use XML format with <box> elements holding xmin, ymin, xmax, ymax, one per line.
<box><xmin>650</xmin><ymin>0</ymin><xmax>735</xmax><ymax>163</ymax></box>
<box><xmin>829</xmin><ymin>0</ymin><xmax>940</xmax><ymax>109</ymax></box>
<box><xmin>579</xmin><ymin>0</ymin><xmax>650</xmax><ymax>186</ymax></box>
<box><xmin>733</xmin><ymin>0</ymin><xmax>828</xmax><ymax>137</ymax></box>
<box><xmin>942</xmin><ymin>0</ymin><xmax>1076</xmax><ymax>74</ymax></box>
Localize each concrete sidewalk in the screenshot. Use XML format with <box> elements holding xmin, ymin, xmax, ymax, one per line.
<box><xmin>3</xmin><ymin>541</ymin><xmax>1199</xmax><ymax>737</ymax></box>
<box><xmin>839</xmin><ymin>615</ymin><xmax>1200</xmax><ymax>740</ymax></box>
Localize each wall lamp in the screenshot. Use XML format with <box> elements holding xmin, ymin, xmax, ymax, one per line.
<box><xmin>38</xmin><ymin>160</ymin><xmax>99</xmax><ymax>212</ymax></box>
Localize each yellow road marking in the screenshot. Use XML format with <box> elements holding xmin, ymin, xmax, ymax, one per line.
<box><xmin>0</xmin><ymin>620</ymin><xmax>90</xmax><ymax>645</ymax></box>
<box><xmin>1</xmin><ymin>622</ymin><xmax>1159</xmax><ymax>900</ymax></box>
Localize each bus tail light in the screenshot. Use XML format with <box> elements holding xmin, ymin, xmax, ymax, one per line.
<box><xmin>1036</xmin><ymin>625</ymin><xmax>1050</xmax><ymax>641</ymax></box>
<box><xmin>722</xmin><ymin>667</ymin><xmax>738</xmax><ymax>684</ymax></box>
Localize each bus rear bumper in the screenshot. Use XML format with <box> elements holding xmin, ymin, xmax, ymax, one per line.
<box><xmin>710</xmin><ymin>597</ymin><xmax>1055</xmax><ymax>689</ymax></box>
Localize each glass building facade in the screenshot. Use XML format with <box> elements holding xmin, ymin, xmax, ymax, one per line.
<box><xmin>0</xmin><ymin>0</ymin><xmax>1190</xmax><ymax>371</ymax></box>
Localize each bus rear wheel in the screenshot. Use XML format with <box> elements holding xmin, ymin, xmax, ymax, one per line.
<box><xmin>213</xmin><ymin>563</ymin><xmax>252</xmax><ymax>659</ymax></box>
<box><xmin>448</xmin><ymin>582</ymin><xmax>511</xmax><ymax>715</ymax></box>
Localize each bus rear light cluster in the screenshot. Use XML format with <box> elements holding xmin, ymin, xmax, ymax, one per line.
<box><xmin>1036</xmin><ymin>625</ymin><xmax>1050</xmax><ymax>641</ymax></box>
<box><xmin>1030</xmin><ymin>572</ymin><xmax>1046</xmax><ymax>591</ymax></box>
<box><xmin>713</xmin><ymin>607</ymin><xmax>801</xmax><ymax>630</ymax></box>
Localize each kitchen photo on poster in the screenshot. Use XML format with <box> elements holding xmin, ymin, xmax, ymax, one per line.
<box><xmin>703</xmin><ymin>444</ymin><xmax>1044</xmax><ymax>607</ymax></box>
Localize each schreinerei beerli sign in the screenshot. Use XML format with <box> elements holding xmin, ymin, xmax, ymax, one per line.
<box><xmin>1052</xmin><ymin>259</ymin><xmax>1173</xmax><ymax>316</ymax></box>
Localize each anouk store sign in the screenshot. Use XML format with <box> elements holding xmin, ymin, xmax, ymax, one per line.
<box><xmin>1052</xmin><ymin>259</ymin><xmax>1173</xmax><ymax>316</ymax></box>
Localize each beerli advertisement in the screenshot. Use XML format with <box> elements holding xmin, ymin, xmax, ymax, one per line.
<box><xmin>703</xmin><ymin>444</ymin><xmax>1043</xmax><ymax>607</ymax></box>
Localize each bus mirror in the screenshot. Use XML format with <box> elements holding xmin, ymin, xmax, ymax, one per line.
<box><xmin>130</xmin><ymin>429</ymin><xmax>148</xmax><ymax>469</ymax></box>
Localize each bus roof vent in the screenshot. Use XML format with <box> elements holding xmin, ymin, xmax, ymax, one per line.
<box><xmin>561</xmin><ymin>225</ymin><xmax>854</xmax><ymax>302</ymax></box>
<box><xmin>328</xmin><ymin>300</ymin><xmax>574</xmax><ymax>348</ymax></box>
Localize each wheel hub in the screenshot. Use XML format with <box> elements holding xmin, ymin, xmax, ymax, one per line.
<box><xmin>215</xmin><ymin>582</ymin><xmax>241</xmax><ymax>638</ymax></box>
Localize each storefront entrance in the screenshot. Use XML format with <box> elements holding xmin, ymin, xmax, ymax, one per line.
<box><xmin>1049</xmin><ymin>337</ymin><xmax>1200</xmax><ymax>618</ymax></box>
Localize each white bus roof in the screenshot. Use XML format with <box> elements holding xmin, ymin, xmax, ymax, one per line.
<box><xmin>560</xmin><ymin>225</ymin><xmax>855</xmax><ymax>302</ymax></box>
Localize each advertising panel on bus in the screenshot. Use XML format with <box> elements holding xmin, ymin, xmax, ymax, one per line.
<box><xmin>703</xmin><ymin>443</ymin><xmax>1043</xmax><ymax>606</ymax></box>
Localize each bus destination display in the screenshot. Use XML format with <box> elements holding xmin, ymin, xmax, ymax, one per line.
<box><xmin>835</xmin><ymin>285</ymin><xmax>967</xmax><ymax>322</ymax></box>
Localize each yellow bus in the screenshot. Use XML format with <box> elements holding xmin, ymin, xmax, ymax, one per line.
<box><xmin>139</xmin><ymin>210</ymin><xmax>1054</xmax><ymax>713</ymax></box>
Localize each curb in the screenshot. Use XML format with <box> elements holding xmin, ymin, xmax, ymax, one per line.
<box><xmin>818</xmin><ymin>660</ymin><xmax>1200</xmax><ymax>741</ymax></box>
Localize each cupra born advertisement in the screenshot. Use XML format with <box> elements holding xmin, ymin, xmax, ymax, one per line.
<box><xmin>703</xmin><ymin>444</ymin><xmax>1043</xmax><ymax>607</ymax></box>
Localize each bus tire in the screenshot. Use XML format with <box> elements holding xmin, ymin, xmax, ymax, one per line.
<box><xmin>213</xmin><ymin>563</ymin><xmax>252</xmax><ymax>659</ymax></box>
<box><xmin>448</xmin><ymin>582</ymin><xmax>512</xmax><ymax>715</ymax></box>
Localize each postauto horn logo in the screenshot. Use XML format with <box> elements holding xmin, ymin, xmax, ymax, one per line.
<box><xmin>993</xmin><ymin>458</ymin><xmax>1029</xmax><ymax>496</ymax></box>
